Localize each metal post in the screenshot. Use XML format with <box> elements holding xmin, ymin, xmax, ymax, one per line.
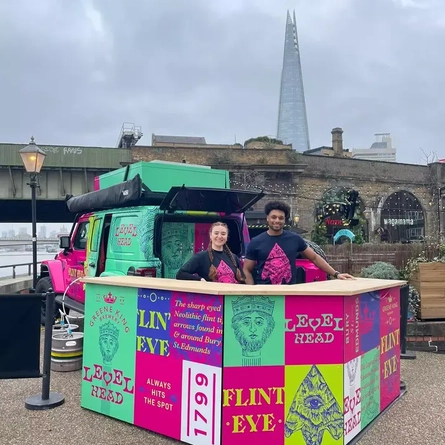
<box><xmin>30</xmin><ymin>174</ymin><xmax>38</xmax><ymax>290</ymax></box>
<box><xmin>25</xmin><ymin>290</ymin><xmax>65</xmax><ymax>410</ymax></box>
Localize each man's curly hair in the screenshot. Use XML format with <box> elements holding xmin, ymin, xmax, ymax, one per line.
<box><xmin>264</xmin><ymin>201</ymin><xmax>290</xmax><ymax>219</ymax></box>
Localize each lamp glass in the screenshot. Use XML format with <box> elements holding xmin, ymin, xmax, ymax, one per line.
<box><xmin>19</xmin><ymin>141</ymin><xmax>46</xmax><ymax>174</ymax></box>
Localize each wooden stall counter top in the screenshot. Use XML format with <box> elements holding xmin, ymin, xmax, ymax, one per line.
<box><xmin>82</xmin><ymin>275</ymin><xmax>406</xmax><ymax>296</ymax></box>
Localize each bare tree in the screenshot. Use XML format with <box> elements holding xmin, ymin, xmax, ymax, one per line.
<box><xmin>419</xmin><ymin>147</ymin><xmax>439</xmax><ymax>165</ymax></box>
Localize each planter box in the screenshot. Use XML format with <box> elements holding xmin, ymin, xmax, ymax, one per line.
<box><xmin>411</xmin><ymin>262</ymin><xmax>445</xmax><ymax>319</ymax></box>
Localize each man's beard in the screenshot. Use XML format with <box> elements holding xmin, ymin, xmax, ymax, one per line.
<box><xmin>234</xmin><ymin>329</ymin><xmax>269</xmax><ymax>353</ymax></box>
<box><xmin>165</xmin><ymin>255</ymin><xmax>184</xmax><ymax>270</ymax></box>
<box><xmin>268</xmin><ymin>223</ymin><xmax>282</xmax><ymax>232</ymax></box>
<box><xmin>100</xmin><ymin>343</ymin><xmax>116</xmax><ymax>364</ymax></box>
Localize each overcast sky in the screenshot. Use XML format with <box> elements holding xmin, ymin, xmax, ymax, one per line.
<box><xmin>0</xmin><ymin>0</ymin><xmax>444</xmax><ymax>165</ymax></box>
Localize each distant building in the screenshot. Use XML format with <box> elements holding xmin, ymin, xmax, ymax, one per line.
<box><xmin>277</xmin><ymin>10</ymin><xmax>310</xmax><ymax>152</ymax></box>
<box><xmin>304</xmin><ymin>146</ymin><xmax>352</xmax><ymax>158</ymax></box>
<box><xmin>152</xmin><ymin>134</ymin><xmax>207</xmax><ymax>146</ymax></box>
<box><xmin>304</xmin><ymin>128</ymin><xmax>352</xmax><ymax>158</ymax></box>
<box><xmin>18</xmin><ymin>227</ymin><xmax>28</xmax><ymax>237</ymax></box>
<box><xmin>304</xmin><ymin>131</ymin><xmax>397</xmax><ymax>163</ymax></box>
<box><xmin>39</xmin><ymin>225</ymin><xmax>47</xmax><ymax>239</ymax></box>
<box><xmin>352</xmin><ymin>133</ymin><xmax>396</xmax><ymax>162</ymax></box>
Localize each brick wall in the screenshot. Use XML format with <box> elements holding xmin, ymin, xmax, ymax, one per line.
<box><xmin>131</xmin><ymin>145</ymin><xmax>294</xmax><ymax>165</ymax></box>
<box><xmin>131</xmin><ymin>145</ymin><xmax>439</xmax><ymax>240</ymax></box>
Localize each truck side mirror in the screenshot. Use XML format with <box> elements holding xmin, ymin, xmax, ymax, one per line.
<box><xmin>59</xmin><ymin>235</ymin><xmax>70</xmax><ymax>249</ymax></box>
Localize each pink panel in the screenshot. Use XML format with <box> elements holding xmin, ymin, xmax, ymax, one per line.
<box><xmin>285</xmin><ymin>295</ymin><xmax>344</xmax><ymax>365</ymax></box>
<box><xmin>295</xmin><ymin>259</ymin><xmax>327</xmax><ymax>282</ymax></box>
<box><xmin>222</xmin><ymin>366</ymin><xmax>284</xmax><ymax>445</ymax></box>
<box><xmin>134</xmin><ymin>352</ymin><xmax>182</xmax><ymax>440</ymax></box>
<box><xmin>94</xmin><ymin>176</ymin><xmax>100</xmax><ymax>191</ymax></box>
<box><xmin>379</xmin><ymin>287</ymin><xmax>401</xmax><ymax>411</ymax></box>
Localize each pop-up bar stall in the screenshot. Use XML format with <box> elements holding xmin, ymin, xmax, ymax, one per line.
<box><xmin>80</xmin><ymin>276</ymin><xmax>405</xmax><ymax>445</ymax></box>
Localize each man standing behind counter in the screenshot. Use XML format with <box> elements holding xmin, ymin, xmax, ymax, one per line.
<box><xmin>243</xmin><ymin>201</ymin><xmax>354</xmax><ymax>285</ymax></box>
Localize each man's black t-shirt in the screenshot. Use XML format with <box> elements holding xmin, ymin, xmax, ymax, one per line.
<box><xmin>176</xmin><ymin>250</ymin><xmax>244</xmax><ymax>283</ymax></box>
<box><xmin>245</xmin><ymin>231</ymin><xmax>308</xmax><ymax>285</ymax></box>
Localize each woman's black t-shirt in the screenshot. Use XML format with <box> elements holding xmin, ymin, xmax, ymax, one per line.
<box><xmin>176</xmin><ymin>250</ymin><xmax>244</xmax><ymax>283</ymax></box>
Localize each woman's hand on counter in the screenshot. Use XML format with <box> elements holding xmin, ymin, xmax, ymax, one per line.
<box><xmin>337</xmin><ymin>273</ymin><xmax>355</xmax><ymax>280</ymax></box>
<box><xmin>200</xmin><ymin>278</ymin><xmax>206</xmax><ymax>282</ymax></box>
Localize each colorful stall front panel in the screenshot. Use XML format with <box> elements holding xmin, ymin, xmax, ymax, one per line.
<box><xmin>134</xmin><ymin>288</ymin><xmax>223</xmax><ymax>445</ymax></box>
<box><xmin>222</xmin><ymin>294</ymin><xmax>345</xmax><ymax>445</ymax></box>
<box><xmin>342</xmin><ymin>289</ymin><xmax>400</xmax><ymax>444</ymax></box>
<box><xmin>285</xmin><ymin>296</ymin><xmax>344</xmax><ymax>366</ymax></box>
<box><xmin>223</xmin><ymin>295</ymin><xmax>285</xmax><ymax>367</ymax></box>
<box><xmin>81</xmin><ymin>285</ymin><xmax>138</xmax><ymax>424</ymax></box>
<box><xmin>222</xmin><ymin>366</ymin><xmax>285</xmax><ymax>444</ymax></box>
<box><xmin>379</xmin><ymin>287</ymin><xmax>401</xmax><ymax>412</ymax></box>
<box><xmin>83</xmin><ymin>284</ymin><xmax>223</xmax><ymax>445</ymax></box>
<box><xmin>82</xmin><ymin>284</ymin><xmax>402</xmax><ymax>445</ymax></box>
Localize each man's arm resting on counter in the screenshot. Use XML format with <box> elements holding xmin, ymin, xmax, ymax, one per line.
<box><xmin>300</xmin><ymin>246</ymin><xmax>354</xmax><ymax>279</ymax></box>
<box><xmin>243</xmin><ymin>259</ymin><xmax>256</xmax><ymax>285</ymax></box>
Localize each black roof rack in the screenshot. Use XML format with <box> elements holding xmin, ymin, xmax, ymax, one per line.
<box><xmin>66</xmin><ymin>176</ymin><xmax>266</xmax><ymax>215</ymax></box>
<box><xmin>66</xmin><ymin>175</ymin><xmax>167</xmax><ymax>213</ymax></box>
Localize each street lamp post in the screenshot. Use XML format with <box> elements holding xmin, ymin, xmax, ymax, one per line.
<box><xmin>20</xmin><ymin>137</ymin><xmax>64</xmax><ymax>411</ymax></box>
<box><xmin>19</xmin><ymin>136</ymin><xmax>46</xmax><ymax>290</ymax></box>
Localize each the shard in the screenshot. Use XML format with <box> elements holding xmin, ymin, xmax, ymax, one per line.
<box><xmin>277</xmin><ymin>10</ymin><xmax>310</xmax><ymax>152</ymax></box>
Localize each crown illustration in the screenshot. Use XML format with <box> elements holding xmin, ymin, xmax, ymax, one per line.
<box><xmin>232</xmin><ymin>296</ymin><xmax>275</xmax><ymax>317</ymax></box>
<box><xmin>163</xmin><ymin>224</ymin><xmax>188</xmax><ymax>241</ymax></box>
<box><xmin>360</xmin><ymin>303</ymin><xmax>376</xmax><ymax>335</ymax></box>
<box><xmin>99</xmin><ymin>321</ymin><xmax>119</xmax><ymax>340</ymax></box>
<box><xmin>103</xmin><ymin>292</ymin><xmax>117</xmax><ymax>304</ymax></box>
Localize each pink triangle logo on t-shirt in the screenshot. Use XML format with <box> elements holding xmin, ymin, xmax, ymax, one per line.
<box><xmin>216</xmin><ymin>260</ymin><xmax>237</xmax><ymax>284</ymax></box>
<box><xmin>261</xmin><ymin>243</ymin><xmax>291</xmax><ymax>284</ymax></box>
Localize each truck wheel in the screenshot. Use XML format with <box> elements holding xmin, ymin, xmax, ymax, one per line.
<box><xmin>36</xmin><ymin>276</ymin><xmax>67</xmax><ymax>325</ymax></box>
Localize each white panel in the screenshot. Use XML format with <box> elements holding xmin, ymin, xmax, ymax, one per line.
<box><xmin>180</xmin><ymin>360</ymin><xmax>222</xmax><ymax>445</ymax></box>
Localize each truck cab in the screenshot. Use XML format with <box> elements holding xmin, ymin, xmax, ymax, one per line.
<box><xmin>36</xmin><ymin>174</ymin><xmax>263</xmax><ymax>322</ymax></box>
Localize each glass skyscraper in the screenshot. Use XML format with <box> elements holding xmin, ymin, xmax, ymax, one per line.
<box><xmin>277</xmin><ymin>10</ymin><xmax>310</xmax><ymax>152</ymax></box>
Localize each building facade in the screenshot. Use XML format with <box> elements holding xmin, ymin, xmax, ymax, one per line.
<box><xmin>131</xmin><ymin>139</ymin><xmax>445</xmax><ymax>244</ymax></box>
<box><xmin>276</xmin><ymin>10</ymin><xmax>310</xmax><ymax>152</ymax></box>
<box><xmin>352</xmin><ymin>133</ymin><xmax>397</xmax><ymax>162</ymax></box>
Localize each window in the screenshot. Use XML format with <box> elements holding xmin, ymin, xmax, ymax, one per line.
<box><xmin>90</xmin><ymin>218</ymin><xmax>102</xmax><ymax>253</ymax></box>
<box><xmin>73</xmin><ymin>221</ymin><xmax>90</xmax><ymax>250</ymax></box>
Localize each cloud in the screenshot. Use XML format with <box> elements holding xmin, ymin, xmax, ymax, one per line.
<box><xmin>0</xmin><ymin>0</ymin><xmax>444</xmax><ymax>163</ymax></box>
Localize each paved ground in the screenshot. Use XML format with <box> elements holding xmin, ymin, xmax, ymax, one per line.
<box><xmin>1</xmin><ymin>339</ymin><xmax>443</xmax><ymax>445</ymax></box>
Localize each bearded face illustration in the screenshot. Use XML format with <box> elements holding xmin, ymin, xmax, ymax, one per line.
<box><xmin>233</xmin><ymin>311</ymin><xmax>275</xmax><ymax>354</ymax></box>
<box><xmin>99</xmin><ymin>322</ymin><xmax>119</xmax><ymax>365</ymax></box>
<box><xmin>231</xmin><ymin>296</ymin><xmax>275</xmax><ymax>365</ymax></box>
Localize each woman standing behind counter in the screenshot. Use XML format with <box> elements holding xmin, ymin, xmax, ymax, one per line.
<box><xmin>176</xmin><ymin>222</ymin><xmax>245</xmax><ymax>284</ymax></box>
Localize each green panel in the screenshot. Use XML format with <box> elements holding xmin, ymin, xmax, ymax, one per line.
<box><xmin>98</xmin><ymin>161</ymin><xmax>229</xmax><ymax>191</ymax></box>
<box><xmin>223</xmin><ymin>295</ymin><xmax>285</xmax><ymax>367</ymax></box>
<box><xmin>285</xmin><ymin>364</ymin><xmax>344</xmax><ymax>445</ymax></box>
<box><xmin>81</xmin><ymin>283</ymin><xmax>138</xmax><ymax>424</ymax></box>
<box><xmin>161</xmin><ymin>222</ymin><xmax>194</xmax><ymax>278</ymax></box>
<box><xmin>360</xmin><ymin>346</ymin><xmax>380</xmax><ymax>429</ymax></box>
<box><xmin>108</xmin><ymin>212</ymin><xmax>143</xmax><ymax>261</ymax></box>
<box><xmin>0</xmin><ymin>143</ymin><xmax>130</xmax><ymax>168</ymax></box>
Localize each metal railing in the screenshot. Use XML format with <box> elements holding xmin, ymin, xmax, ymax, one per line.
<box><xmin>0</xmin><ymin>262</ymin><xmax>41</xmax><ymax>280</ymax></box>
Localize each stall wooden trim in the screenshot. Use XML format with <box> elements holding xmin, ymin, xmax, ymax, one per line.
<box><xmin>82</xmin><ymin>276</ymin><xmax>406</xmax><ymax>296</ymax></box>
